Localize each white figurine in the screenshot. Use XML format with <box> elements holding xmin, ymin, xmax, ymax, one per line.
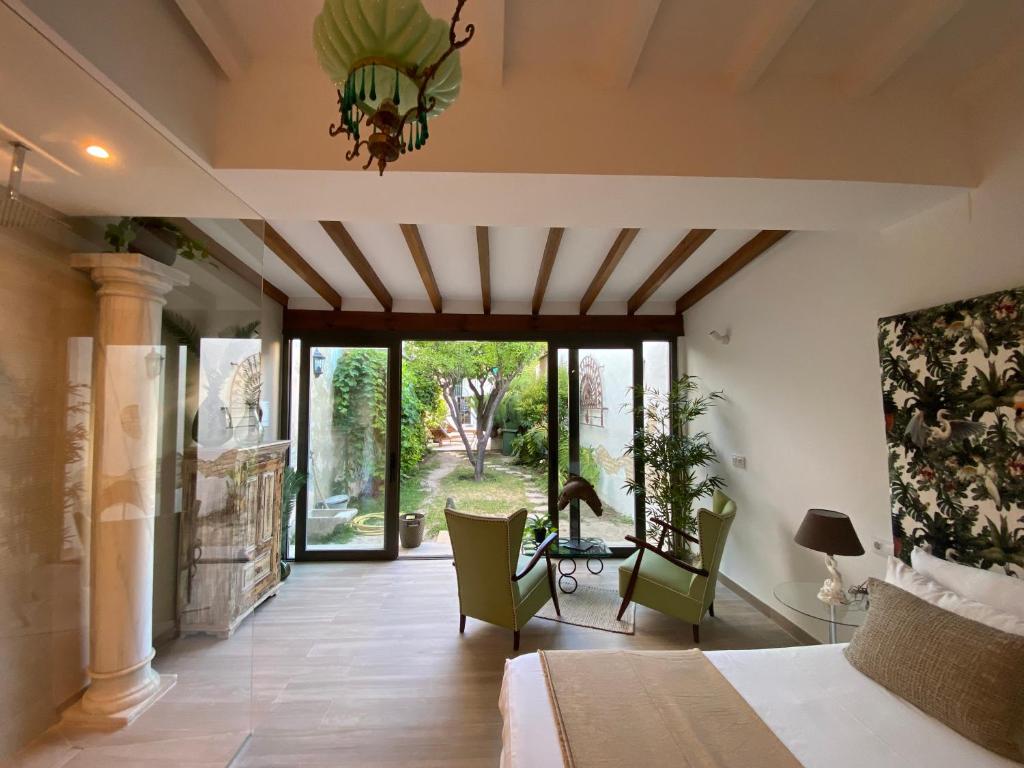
<box><xmin>817</xmin><ymin>554</ymin><xmax>849</xmax><ymax>605</ymax></box>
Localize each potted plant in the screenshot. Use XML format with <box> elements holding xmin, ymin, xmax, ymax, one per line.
<box><xmin>104</xmin><ymin>216</ymin><xmax>213</xmax><ymax>266</ymax></box>
<box><xmin>527</xmin><ymin>511</ymin><xmax>551</xmax><ymax>545</ymax></box>
<box><xmin>625</xmin><ymin>375</ymin><xmax>726</xmax><ymax>558</ymax></box>
<box><xmin>279</xmin><ymin>466</ymin><xmax>307</xmax><ymax>581</ymax></box>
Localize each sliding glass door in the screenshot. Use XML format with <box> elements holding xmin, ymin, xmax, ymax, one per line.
<box><xmin>295</xmin><ymin>343</ymin><xmax>399</xmax><ymax>559</ymax></box>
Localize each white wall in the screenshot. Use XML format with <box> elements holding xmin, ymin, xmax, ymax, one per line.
<box><xmin>683</xmin><ymin>132</ymin><xmax>1024</xmax><ymax>642</ymax></box>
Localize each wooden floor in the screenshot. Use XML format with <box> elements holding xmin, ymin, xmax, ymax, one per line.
<box><xmin>12</xmin><ymin>560</ymin><xmax>800</xmax><ymax>768</ymax></box>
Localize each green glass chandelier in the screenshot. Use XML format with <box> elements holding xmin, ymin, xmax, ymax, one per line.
<box><xmin>313</xmin><ymin>0</ymin><xmax>474</xmax><ymax>175</ymax></box>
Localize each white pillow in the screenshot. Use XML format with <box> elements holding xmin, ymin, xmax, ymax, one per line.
<box><xmin>885</xmin><ymin>556</ymin><xmax>1024</xmax><ymax>636</ymax></box>
<box><xmin>911</xmin><ymin>546</ymin><xmax>1024</xmax><ymax>622</ymax></box>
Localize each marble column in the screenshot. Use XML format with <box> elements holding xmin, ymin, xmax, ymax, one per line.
<box><xmin>66</xmin><ymin>253</ymin><xmax>189</xmax><ymax>727</ymax></box>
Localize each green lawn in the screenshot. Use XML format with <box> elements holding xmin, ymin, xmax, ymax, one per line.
<box><xmin>424</xmin><ymin>458</ymin><xmax>547</xmax><ymax>537</ymax></box>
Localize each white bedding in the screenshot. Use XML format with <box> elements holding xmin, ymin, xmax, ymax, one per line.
<box><xmin>499</xmin><ymin>644</ymin><xmax>1017</xmax><ymax>768</ymax></box>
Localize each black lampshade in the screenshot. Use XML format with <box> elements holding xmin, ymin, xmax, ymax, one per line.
<box><xmin>794</xmin><ymin>509</ymin><xmax>864</xmax><ymax>556</ymax></box>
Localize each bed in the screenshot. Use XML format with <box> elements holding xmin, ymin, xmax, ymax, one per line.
<box><xmin>499</xmin><ymin>643</ymin><xmax>1019</xmax><ymax>768</ymax></box>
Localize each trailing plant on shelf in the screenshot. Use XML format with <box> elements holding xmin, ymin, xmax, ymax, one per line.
<box><xmin>104</xmin><ymin>216</ymin><xmax>213</xmax><ymax>265</ymax></box>
<box><xmin>625</xmin><ymin>375</ymin><xmax>726</xmax><ymax>558</ymax></box>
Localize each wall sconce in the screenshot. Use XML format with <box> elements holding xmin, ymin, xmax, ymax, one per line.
<box><xmin>708</xmin><ymin>330</ymin><xmax>730</xmax><ymax>345</ymax></box>
<box><xmin>312</xmin><ymin>347</ymin><xmax>326</xmax><ymax>378</ymax></box>
<box><xmin>145</xmin><ymin>347</ymin><xmax>165</xmax><ymax>379</ymax></box>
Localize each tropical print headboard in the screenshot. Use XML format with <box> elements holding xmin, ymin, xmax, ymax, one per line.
<box><xmin>878</xmin><ymin>287</ymin><xmax>1023</xmax><ymax>576</ymax></box>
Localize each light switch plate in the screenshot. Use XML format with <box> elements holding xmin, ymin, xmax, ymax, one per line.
<box><xmin>731</xmin><ymin>455</ymin><xmax>747</xmax><ymax>469</ymax></box>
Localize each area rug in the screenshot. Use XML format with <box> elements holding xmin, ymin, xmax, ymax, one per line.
<box><xmin>537</xmin><ymin>585</ymin><xmax>635</xmax><ymax>635</ymax></box>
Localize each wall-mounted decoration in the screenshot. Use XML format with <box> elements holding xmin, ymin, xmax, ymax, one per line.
<box><xmin>878</xmin><ymin>287</ymin><xmax>1024</xmax><ymax>575</ymax></box>
<box><xmin>579</xmin><ymin>355</ymin><xmax>606</xmax><ymax>427</ymax></box>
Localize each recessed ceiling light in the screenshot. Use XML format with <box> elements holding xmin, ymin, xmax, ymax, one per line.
<box><xmin>85</xmin><ymin>144</ymin><xmax>110</xmax><ymax>159</ymax></box>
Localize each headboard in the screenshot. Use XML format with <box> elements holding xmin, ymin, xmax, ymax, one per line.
<box><xmin>877</xmin><ymin>286</ymin><xmax>1023</xmax><ymax>576</ymax></box>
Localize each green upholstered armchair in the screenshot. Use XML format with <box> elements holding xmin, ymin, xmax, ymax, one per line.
<box><xmin>445</xmin><ymin>505</ymin><xmax>560</xmax><ymax>651</ymax></box>
<box><xmin>617</xmin><ymin>490</ymin><xmax>736</xmax><ymax>643</ymax></box>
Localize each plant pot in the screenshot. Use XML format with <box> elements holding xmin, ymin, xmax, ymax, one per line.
<box><xmin>533</xmin><ymin>527</ymin><xmax>547</xmax><ymax>544</ymax></box>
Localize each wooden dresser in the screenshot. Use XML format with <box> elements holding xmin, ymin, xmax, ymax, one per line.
<box><xmin>177</xmin><ymin>440</ymin><xmax>289</xmax><ymax>637</ymax></box>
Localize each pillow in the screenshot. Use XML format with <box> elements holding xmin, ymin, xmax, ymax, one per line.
<box><xmin>911</xmin><ymin>546</ymin><xmax>1024</xmax><ymax>622</ymax></box>
<box><xmin>845</xmin><ymin>578</ymin><xmax>1024</xmax><ymax>762</ymax></box>
<box><xmin>885</xmin><ymin>557</ymin><xmax>1024</xmax><ymax>636</ymax></box>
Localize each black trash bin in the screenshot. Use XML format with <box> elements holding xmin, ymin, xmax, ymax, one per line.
<box><xmin>399</xmin><ymin>512</ymin><xmax>425</xmax><ymax>549</ymax></box>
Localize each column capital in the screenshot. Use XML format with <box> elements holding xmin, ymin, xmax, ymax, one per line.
<box><xmin>71</xmin><ymin>252</ymin><xmax>189</xmax><ymax>303</ymax></box>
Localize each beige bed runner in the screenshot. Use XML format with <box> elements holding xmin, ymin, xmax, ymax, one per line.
<box><xmin>539</xmin><ymin>649</ymin><xmax>803</xmax><ymax>768</ymax></box>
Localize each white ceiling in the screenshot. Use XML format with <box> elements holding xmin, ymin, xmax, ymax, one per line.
<box><xmin>5</xmin><ymin>0</ymin><xmax>1024</xmax><ymax>315</ymax></box>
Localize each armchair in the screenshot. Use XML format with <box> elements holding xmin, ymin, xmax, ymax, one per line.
<box><xmin>617</xmin><ymin>490</ymin><xmax>736</xmax><ymax>643</ymax></box>
<box><xmin>445</xmin><ymin>505</ymin><xmax>560</xmax><ymax>650</ymax></box>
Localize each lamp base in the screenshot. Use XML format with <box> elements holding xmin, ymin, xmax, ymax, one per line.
<box><xmin>817</xmin><ymin>554</ymin><xmax>849</xmax><ymax>606</ymax></box>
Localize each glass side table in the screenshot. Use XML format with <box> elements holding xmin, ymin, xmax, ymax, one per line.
<box><xmin>773</xmin><ymin>581</ymin><xmax>869</xmax><ymax>643</ymax></box>
<box><xmin>521</xmin><ymin>537</ymin><xmax>613</xmax><ymax>593</ymax></box>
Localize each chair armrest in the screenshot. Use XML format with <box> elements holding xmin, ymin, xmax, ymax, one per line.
<box><xmin>512</xmin><ymin>531</ymin><xmax>559</xmax><ymax>582</ymax></box>
<box><xmin>650</xmin><ymin>517</ymin><xmax>700</xmax><ymax>545</ymax></box>
<box><xmin>625</xmin><ymin>535</ymin><xmax>709</xmax><ymax>578</ymax></box>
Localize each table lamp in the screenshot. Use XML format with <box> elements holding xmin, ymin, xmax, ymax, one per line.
<box><xmin>794</xmin><ymin>509</ymin><xmax>864</xmax><ymax>605</ymax></box>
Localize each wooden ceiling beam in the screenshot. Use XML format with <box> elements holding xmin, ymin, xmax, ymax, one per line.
<box><xmin>319</xmin><ymin>220</ymin><xmax>393</xmax><ymax>312</ymax></box>
<box><xmin>169</xmin><ymin>218</ymin><xmax>288</xmax><ymax>307</ymax></box>
<box><xmin>399</xmin><ymin>223</ymin><xmax>442</xmax><ymax>313</ymax></box>
<box><xmin>531</xmin><ymin>227</ymin><xmax>564</xmax><ymax>316</ymax></box>
<box><xmin>627</xmin><ymin>229</ymin><xmax>714</xmax><ymax>315</ymax></box>
<box><xmin>242</xmin><ymin>220</ymin><xmax>341</xmax><ymax>309</ymax></box>
<box><xmin>837</xmin><ymin>0</ymin><xmax>965</xmax><ymax>98</ymax></box>
<box><xmin>284</xmin><ymin>309</ymin><xmax>684</xmax><ymax>338</ymax></box>
<box><xmin>604</xmin><ymin>0</ymin><xmax>663</xmax><ymax>88</ymax></box>
<box><xmin>728</xmin><ymin>0</ymin><xmax>817</xmax><ymax>92</ymax></box>
<box><xmin>173</xmin><ymin>0</ymin><xmax>249</xmax><ymax>80</ymax></box>
<box><xmin>579</xmin><ymin>228</ymin><xmax>639</xmax><ymax>315</ymax></box>
<box><xmin>675</xmin><ymin>230</ymin><xmax>791</xmax><ymax>314</ymax></box>
<box><xmin>476</xmin><ymin>226</ymin><xmax>491</xmax><ymax>315</ymax></box>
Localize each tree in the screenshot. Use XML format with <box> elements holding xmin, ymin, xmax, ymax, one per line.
<box><xmin>405</xmin><ymin>341</ymin><xmax>544</xmax><ymax>480</ymax></box>
<box><xmin>625</xmin><ymin>375</ymin><xmax>726</xmax><ymax>558</ymax></box>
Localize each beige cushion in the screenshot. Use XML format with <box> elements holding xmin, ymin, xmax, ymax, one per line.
<box><xmin>844</xmin><ymin>578</ymin><xmax>1024</xmax><ymax>762</ymax></box>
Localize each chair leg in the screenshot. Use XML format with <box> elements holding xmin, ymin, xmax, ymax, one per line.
<box><xmin>459</xmin><ymin>614</ymin><xmax>466</xmax><ymax>634</ymax></box>
<box><xmin>617</xmin><ymin>549</ymin><xmax>645</xmax><ymax>620</ymax></box>
<box><xmin>546</xmin><ymin>558</ymin><xmax>561</xmax><ymax>617</ymax></box>
<box><xmin>513</xmin><ymin>630</ymin><xmax>520</xmax><ymax>651</ymax></box>
<box><xmin>692</xmin><ymin>624</ymin><xmax>700</xmax><ymax>644</ymax></box>
<box><xmin>708</xmin><ymin>602</ymin><xmax>715</xmax><ymax>618</ymax></box>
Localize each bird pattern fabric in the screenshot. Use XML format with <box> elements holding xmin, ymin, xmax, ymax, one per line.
<box><xmin>878</xmin><ymin>287</ymin><xmax>1024</xmax><ymax>576</ymax></box>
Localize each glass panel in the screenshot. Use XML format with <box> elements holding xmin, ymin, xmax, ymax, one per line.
<box><xmin>576</xmin><ymin>349</ymin><xmax>635</xmax><ymax>547</ymax></box>
<box><xmin>305</xmin><ymin>347</ymin><xmax>389</xmax><ymax>551</ymax></box>
<box><xmin>398</xmin><ymin>341</ymin><xmax>548</xmax><ymax>558</ymax></box>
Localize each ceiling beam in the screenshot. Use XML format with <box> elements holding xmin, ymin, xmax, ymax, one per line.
<box><xmin>837</xmin><ymin>0</ymin><xmax>965</xmax><ymax>98</ymax></box>
<box><xmin>532</xmin><ymin>227</ymin><xmax>564</xmax><ymax>316</ymax></box>
<box><xmin>173</xmin><ymin>0</ymin><xmax>249</xmax><ymax>80</ymax></box>
<box><xmin>604</xmin><ymin>0</ymin><xmax>662</xmax><ymax>88</ymax></box>
<box><xmin>675</xmin><ymin>230</ymin><xmax>791</xmax><ymax>314</ymax></box>
<box><xmin>170</xmin><ymin>219</ymin><xmax>288</xmax><ymax>307</ymax></box>
<box><xmin>399</xmin><ymin>223</ymin><xmax>442</xmax><ymax>313</ymax></box>
<box><xmin>476</xmin><ymin>226</ymin><xmax>491</xmax><ymax>315</ymax></box>
<box><xmin>243</xmin><ymin>220</ymin><xmax>342</xmax><ymax>309</ymax></box>
<box><xmin>319</xmin><ymin>220</ymin><xmax>393</xmax><ymax>312</ymax></box>
<box><xmin>728</xmin><ymin>0</ymin><xmax>816</xmax><ymax>92</ymax></box>
<box><xmin>627</xmin><ymin>229</ymin><xmax>714</xmax><ymax>315</ymax></box>
<box><xmin>579</xmin><ymin>228</ymin><xmax>639</xmax><ymax>315</ymax></box>
<box><xmin>284</xmin><ymin>309</ymin><xmax>684</xmax><ymax>338</ymax></box>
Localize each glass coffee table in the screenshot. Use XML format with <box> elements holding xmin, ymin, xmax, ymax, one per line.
<box><xmin>522</xmin><ymin>536</ymin><xmax>613</xmax><ymax>593</ymax></box>
<box><xmin>773</xmin><ymin>581</ymin><xmax>869</xmax><ymax>643</ymax></box>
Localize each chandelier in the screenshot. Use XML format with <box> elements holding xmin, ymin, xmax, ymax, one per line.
<box><xmin>313</xmin><ymin>0</ymin><xmax>474</xmax><ymax>175</ymax></box>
